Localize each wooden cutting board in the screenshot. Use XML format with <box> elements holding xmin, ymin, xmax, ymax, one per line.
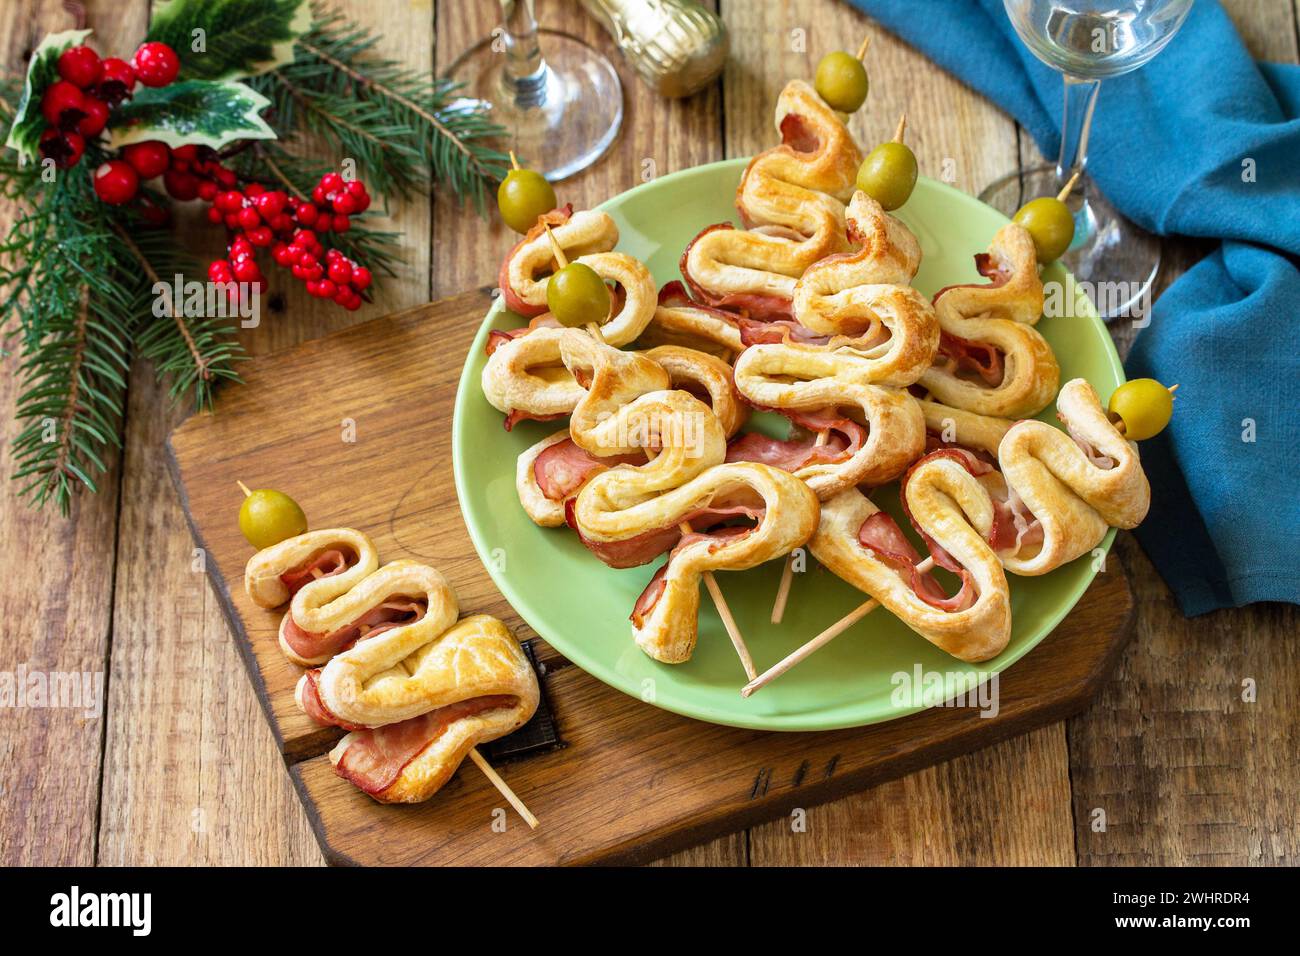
<box><xmin>168</xmin><ymin>290</ymin><xmax>1135</xmax><ymax>866</ymax></box>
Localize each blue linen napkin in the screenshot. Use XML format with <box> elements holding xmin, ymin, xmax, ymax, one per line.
<box><xmin>847</xmin><ymin>0</ymin><xmax>1300</xmax><ymax>615</ymax></box>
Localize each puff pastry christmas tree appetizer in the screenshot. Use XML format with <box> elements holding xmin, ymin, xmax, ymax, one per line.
<box><xmin>742</xmin><ymin>377</ymin><xmax>1176</xmax><ymax>696</ymax></box>
<box><xmin>240</xmin><ymin>495</ymin><xmax>540</xmax><ymax>824</ymax></box>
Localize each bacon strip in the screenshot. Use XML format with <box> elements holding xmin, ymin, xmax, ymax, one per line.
<box><xmin>931</xmin><ymin>252</ymin><xmax>1011</xmax><ymax>304</ymax></box>
<box><xmin>334</xmin><ymin>695</ymin><xmax>518</xmax><ymax>796</ymax></box>
<box><xmin>857</xmin><ymin>510</ymin><xmax>976</xmax><ymax>612</ymax></box>
<box><xmin>567</xmin><ymin>499</ymin><xmax>764</xmax><ymax>569</ymax></box>
<box><xmin>679</xmin><ymin>223</ymin><xmax>795</xmax><ymax>321</ymax></box>
<box><xmin>726</xmin><ymin>405</ymin><xmax>865</xmax><ymax>472</ymax></box>
<box><xmin>281</xmin><ymin>599</ymin><xmax>426</xmax><ymax>662</ymax></box>
<box><xmin>280</xmin><ymin>549</ymin><xmax>350</xmax><ymax>597</ymax></box>
<box><xmin>533</xmin><ymin>438</ymin><xmax>644</xmax><ymax>501</ymax></box>
<box><xmin>630</xmin><ymin>525</ymin><xmax>759</xmax><ymax>626</ymax></box>
<box><xmin>736</xmin><ymin>314</ymin><xmax>832</xmax><ymax>347</ymax></box>
<box><xmin>299</xmin><ymin>669</ymin><xmax>367</xmax><ymax>731</ymax></box>
<box><xmin>935</xmin><ymin>330</ymin><xmax>1005</xmax><ymax>386</ymax></box>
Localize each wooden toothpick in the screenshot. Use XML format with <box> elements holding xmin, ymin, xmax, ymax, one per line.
<box><xmin>1056</xmin><ymin>170</ymin><xmax>1082</xmax><ymax>202</ymax></box>
<box><xmin>893</xmin><ymin>114</ymin><xmax>907</xmax><ymax>143</ymax></box>
<box><xmin>745</xmin><ymin>556</ymin><xmax>935</xmax><ymax>697</ymax></box>
<box><xmin>468</xmin><ymin>747</ymin><xmax>539</xmax><ymax>829</ymax></box>
<box><xmin>237</xmin><ymin>480</ymin><xmax>253</xmax><ymax>498</ymax></box>
<box><xmin>770</xmin><ymin>431</ymin><xmax>829</xmax><ymax>625</ymax></box>
<box><xmin>856</xmin><ymin>36</ymin><xmax>871</xmax><ymax>61</ymax></box>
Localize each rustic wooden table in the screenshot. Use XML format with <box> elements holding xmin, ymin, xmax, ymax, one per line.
<box><xmin>2</xmin><ymin>0</ymin><xmax>1296</xmax><ymax>867</ymax></box>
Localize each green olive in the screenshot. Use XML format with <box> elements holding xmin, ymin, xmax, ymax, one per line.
<box><xmin>814</xmin><ymin>51</ymin><xmax>869</xmax><ymax>113</ymax></box>
<box><xmin>239</xmin><ymin>488</ymin><xmax>308</xmax><ymax>550</ymax></box>
<box><xmin>1013</xmin><ymin>196</ymin><xmax>1075</xmax><ymax>263</ymax></box>
<box><xmin>1107</xmin><ymin>379</ymin><xmax>1173</xmax><ymax>441</ymax></box>
<box><xmin>855</xmin><ymin>141</ymin><xmax>917</xmax><ymax>211</ymax></box>
<box><xmin>547</xmin><ymin>262</ymin><xmax>611</xmax><ymax>328</ymax></box>
<box><xmin>497</xmin><ymin>168</ymin><xmax>557</xmax><ymax>234</ymax></box>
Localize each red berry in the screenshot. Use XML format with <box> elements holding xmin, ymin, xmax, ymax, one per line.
<box><xmin>247</xmin><ymin>226</ymin><xmax>273</xmax><ymax>247</ymax></box>
<box><xmin>215</xmin><ymin>167</ymin><xmax>237</xmax><ymax>188</ymax></box>
<box><xmin>320</xmin><ymin>172</ymin><xmax>344</xmax><ymax>192</ymax></box>
<box><xmin>331</xmin><ymin>214</ymin><xmax>351</xmax><ymax>232</ymax></box>
<box><xmin>133</xmin><ymin>42</ymin><xmax>180</xmax><ymax>88</ymax></box>
<box><xmin>294</xmin><ymin>203</ymin><xmax>318</xmax><ymax>226</ymax></box>
<box><xmin>232</xmin><ymin>258</ymin><xmax>261</xmax><ymax>283</ymax></box>
<box><xmin>95</xmin><ymin>58</ymin><xmax>136</xmax><ymax>104</ymax></box>
<box><xmin>206</xmin><ymin>206</ymin><xmax>224</xmax><ymax>224</ymax></box>
<box><xmin>345</xmin><ymin>180</ymin><xmax>367</xmax><ymax>197</ymax></box>
<box><xmin>254</xmin><ymin>191</ymin><xmax>286</xmax><ymax>218</ymax></box>
<box><xmin>172</xmin><ymin>144</ymin><xmax>199</xmax><ymax>163</ymax></box>
<box><xmin>122</xmin><ymin>140</ymin><xmax>170</xmax><ymax>179</ymax></box>
<box><xmin>215</xmin><ymin>190</ymin><xmax>242</xmax><ymax>212</ymax></box>
<box><xmin>198</xmin><ymin>180</ymin><xmax>218</xmax><ymax>202</ymax></box>
<box><xmin>224</xmin><ymin>212</ymin><xmax>242</xmax><ymax>230</ymax></box>
<box><xmin>269</xmin><ymin>213</ymin><xmax>294</xmax><ymax>234</ymax></box>
<box><xmin>351</xmin><ymin>266</ymin><xmax>372</xmax><ymax>291</ymax></box>
<box><xmin>272</xmin><ymin>243</ymin><xmax>295</xmax><ymax>267</ymax></box>
<box><xmin>230</xmin><ymin>236</ymin><xmax>254</xmax><ymax>258</ymax></box>
<box><xmin>41</xmin><ymin>81</ymin><xmax>87</xmax><ymax>130</ymax></box>
<box><xmin>163</xmin><ymin>169</ymin><xmax>199</xmax><ymax>200</ymax></box>
<box><xmin>327</xmin><ymin>259</ymin><xmax>352</xmax><ymax>284</ymax></box>
<box><xmin>237</xmin><ymin>207</ymin><xmax>261</xmax><ymax>231</ymax></box>
<box><xmin>58</xmin><ymin>46</ymin><xmax>102</xmax><ymax>89</ymax></box>
<box><xmin>76</xmin><ymin>96</ymin><xmax>109</xmax><ymax>137</ymax></box>
<box><xmin>92</xmin><ymin>160</ymin><xmax>139</xmax><ymax>205</ymax></box>
<box><xmin>332</xmin><ymin>192</ymin><xmax>358</xmax><ymax>216</ymax></box>
<box><xmin>39</xmin><ymin>128</ymin><xmax>84</xmax><ymax>168</ymax></box>
<box><xmin>311</xmin><ymin>185</ymin><xmax>326</xmax><ymax>205</ymax></box>
<box><xmin>208</xmin><ymin>261</ymin><xmax>233</xmax><ymax>282</ymax></box>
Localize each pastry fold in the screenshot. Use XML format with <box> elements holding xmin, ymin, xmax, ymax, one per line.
<box><xmin>498</xmin><ymin>206</ymin><xmax>619</xmax><ymax>316</ymax></box>
<box><xmin>918</xmin><ymin>223</ymin><xmax>1059</xmax><ymax>419</ymax></box>
<box><xmin>244</xmin><ymin>540</ymin><xmax>538</xmax><ymax>805</ymax></box>
<box><xmin>681</xmin><ymin>80</ymin><xmax>861</xmax><ymax>319</ymax></box>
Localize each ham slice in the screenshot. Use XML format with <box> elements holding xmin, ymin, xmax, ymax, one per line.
<box><xmin>857</xmin><ymin>510</ymin><xmax>977</xmax><ymax>613</ymax></box>
<box><xmin>931</xmin><ymin>252</ymin><xmax>1010</xmax><ymax>303</ymax></box>
<box><xmin>299</xmin><ymin>669</ymin><xmax>367</xmax><ymax>731</ymax></box>
<box><xmin>533</xmin><ymin>438</ymin><xmax>644</xmax><ymax>502</ymax></box>
<box><xmin>485</xmin><ymin>314</ymin><xmax>562</xmax><ymax>356</ymax></box>
<box><xmin>280</xmin><ymin>549</ymin><xmax>351</xmax><ymax>597</ymax></box>
<box><xmin>630</xmin><ymin>525</ymin><xmax>759</xmax><ymax>626</ymax></box>
<box><xmin>497</xmin><ymin>204</ymin><xmax>574</xmax><ymax>316</ymax></box>
<box><xmin>567</xmin><ymin>499</ymin><xmax>764</xmax><ymax>569</ymax></box>
<box><xmin>333</xmin><ymin>695</ymin><xmax>518</xmax><ymax>796</ymax></box>
<box><xmin>934</xmin><ymin>330</ymin><xmax>1005</xmax><ymax>386</ymax></box>
<box><xmin>281</xmin><ymin>599</ymin><xmax>426</xmax><ymax>662</ymax></box>
<box><xmin>502</xmin><ymin>409</ymin><xmax>567</xmax><ymax>432</ymax></box>
<box><xmin>726</xmin><ymin>405</ymin><xmax>865</xmax><ymax>472</ymax></box>
<box><xmin>736</xmin><ymin>314</ymin><xmax>832</xmax><ymax>347</ymax></box>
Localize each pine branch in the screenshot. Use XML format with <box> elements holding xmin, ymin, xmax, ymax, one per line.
<box><xmin>252</xmin><ymin>2</ymin><xmax>511</xmax><ymax>211</ymax></box>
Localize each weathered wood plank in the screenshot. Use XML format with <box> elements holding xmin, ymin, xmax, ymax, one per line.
<box><xmin>94</xmin><ymin>0</ymin><xmax>434</xmax><ymax>865</ymax></box>
<box><xmin>0</xmin><ymin>0</ymin><xmax>128</xmax><ymax>868</ymax></box>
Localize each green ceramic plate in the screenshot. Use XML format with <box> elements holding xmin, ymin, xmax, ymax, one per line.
<box><xmin>452</xmin><ymin>159</ymin><xmax>1123</xmax><ymax>731</ymax></box>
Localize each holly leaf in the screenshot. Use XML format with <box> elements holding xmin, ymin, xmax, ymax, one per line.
<box><xmin>146</xmin><ymin>0</ymin><xmax>312</xmax><ymax>82</ymax></box>
<box><xmin>3</xmin><ymin>28</ymin><xmax>93</xmax><ymax>164</ymax></box>
<box><xmin>108</xmin><ymin>79</ymin><xmax>276</xmax><ymax>151</ymax></box>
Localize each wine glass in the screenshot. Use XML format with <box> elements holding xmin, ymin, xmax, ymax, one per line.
<box><xmin>444</xmin><ymin>0</ymin><xmax>624</xmax><ymax>182</ymax></box>
<box><xmin>979</xmin><ymin>0</ymin><xmax>1194</xmax><ymax>321</ymax></box>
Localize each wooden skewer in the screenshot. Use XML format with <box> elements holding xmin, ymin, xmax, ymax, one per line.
<box><xmin>770</xmin><ymin>429</ymin><xmax>830</xmax><ymax>625</ymax></box>
<box><xmin>237</xmin><ymin>481</ymin><xmax>540</xmax><ymax>828</ymax></box>
<box><xmin>856</xmin><ymin>36</ymin><xmax>871</xmax><ymax>61</ymax></box>
<box><xmin>893</xmin><ymin>114</ymin><xmax>907</xmax><ymax>144</ymax></box>
<box><xmin>745</xmin><ymin>556</ymin><xmax>936</xmax><ymax>698</ymax></box>
<box><xmin>1056</xmin><ymin>170</ymin><xmax>1081</xmax><ymax>202</ymax></box>
<box><xmin>543</xmin><ymin>223</ymin><xmax>609</xmax><ymax>343</ymax></box>
<box><xmin>686</xmin><ymin>520</ymin><xmax>757</xmax><ymax>680</ymax></box>
<box><xmin>468</xmin><ymin>747</ymin><xmax>540</xmax><ymax>829</ymax></box>
<box><xmin>509</xmin><ymin>150</ymin><xmax>520</xmax><ymax>171</ymax></box>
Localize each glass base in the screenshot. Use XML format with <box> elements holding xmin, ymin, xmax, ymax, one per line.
<box><xmin>979</xmin><ymin>164</ymin><xmax>1160</xmax><ymax>323</ymax></box>
<box><xmin>444</xmin><ymin>29</ymin><xmax>623</xmax><ymax>183</ymax></box>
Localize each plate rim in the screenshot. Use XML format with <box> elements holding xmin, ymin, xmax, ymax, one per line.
<box><xmin>451</xmin><ymin>158</ymin><xmax>1123</xmax><ymax>731</ymax></box>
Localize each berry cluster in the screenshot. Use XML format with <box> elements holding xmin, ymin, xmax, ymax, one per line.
<box><xmin>40</xmin><ymin>41</ymin><xmax>179</xmax><ymax>170</ymax></box>
<box><xmin>203</xmin><ymin>173</ymin><xmax>374</xmax><ymax>311</ymax></box>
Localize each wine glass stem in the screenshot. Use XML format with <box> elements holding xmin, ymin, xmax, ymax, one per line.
<box><xmin>1056</xmin><ymin>74</ymin><xmax>1101</xmax><ymax>185</ymax></box>
<box><xmin>500</xmin><ymin>0</ymin><xmax>548</xmax><ymax>103</ymax></box>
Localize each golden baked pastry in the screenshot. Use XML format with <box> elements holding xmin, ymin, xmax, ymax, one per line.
<box><xmin>498</xmin><ymin>205</ymin><xmax>619</xmax><ymax>316</ymax></box>
<box><xmin>636</xmin><ymin>282</ymin><xmax>744</xmax><ymax>362</ymax></box>
<box><xmin>681</xmin><ymin>80</ymin><xmax>861</xmax><ymax>319</ymax></box>
<box><xmin>245</xmin><ymin>538</ymin><xmax>538</xmax><ymax>805</ymax></box>
<box><xmin>562</xmin><ymin>332</ymin><xmax>819</xmax><ymax>662</ymax></box>
<box><xmin>918</xmin><ymin>223</ymin><xmax>1060</xmax><ymax>419</ymax></box>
